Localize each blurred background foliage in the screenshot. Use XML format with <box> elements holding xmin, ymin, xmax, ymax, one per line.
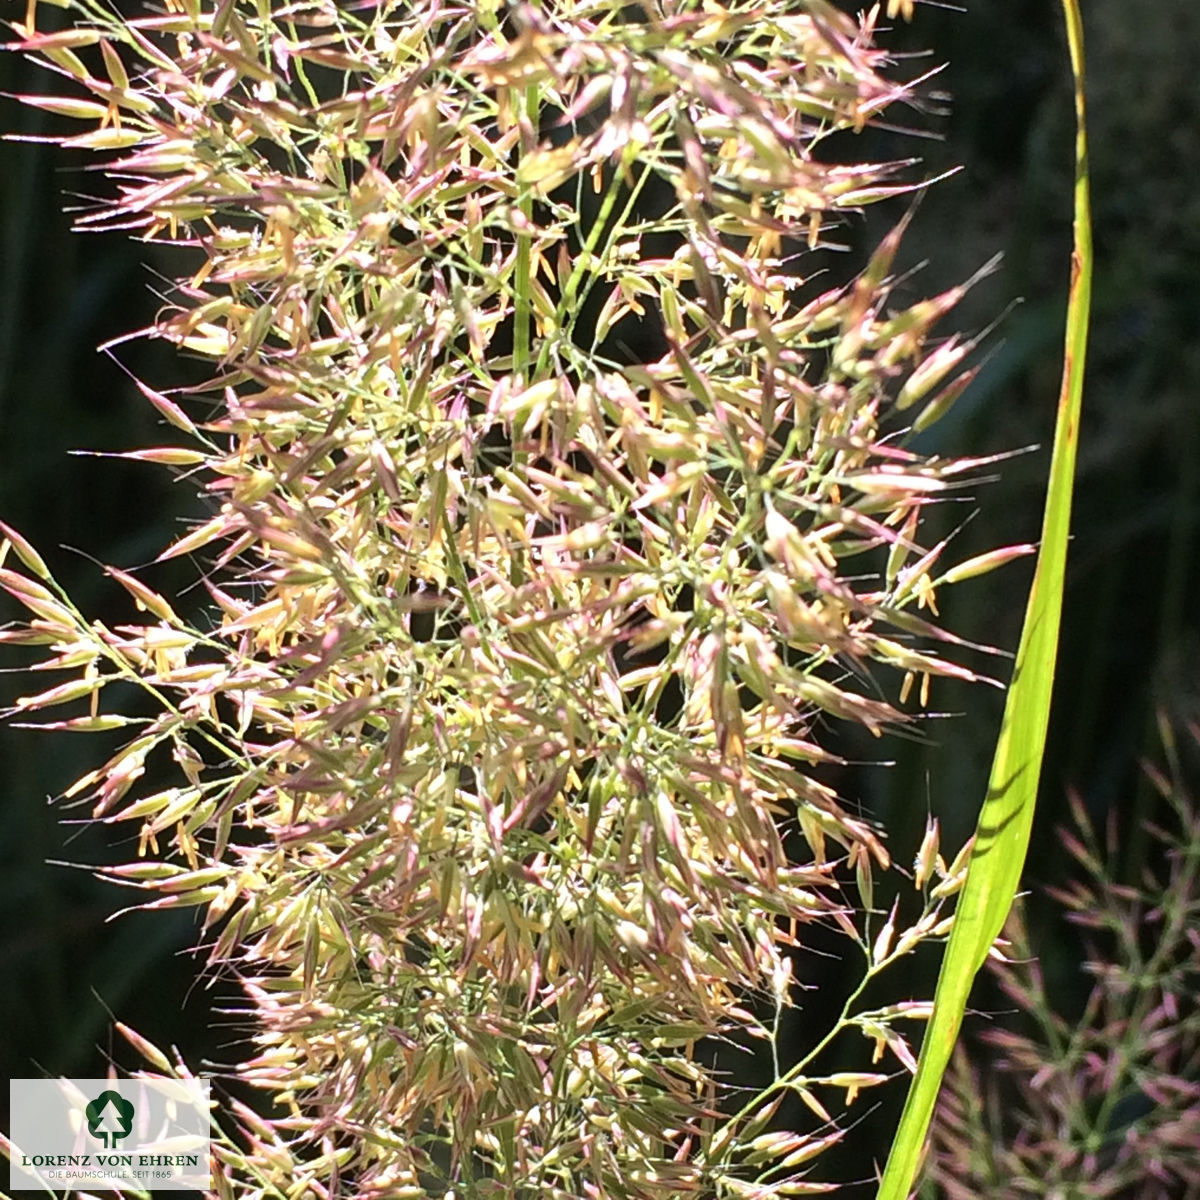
<box><xmin>2</xmin><ymin>0</ymin><xmax>1197</xmax><ymax>1184</ymax></box>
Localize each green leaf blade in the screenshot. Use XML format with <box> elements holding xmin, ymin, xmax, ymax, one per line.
<box><xmin>876</xmin><ymin>1</ymin><xmax>1093</xmax><ymax>1195</ymax></box>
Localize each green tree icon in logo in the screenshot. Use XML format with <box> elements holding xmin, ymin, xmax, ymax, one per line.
<box><xmin>85</xmin><ymin>1090</ymin><xmax>135</xmax><ymax>1150</ymax></box>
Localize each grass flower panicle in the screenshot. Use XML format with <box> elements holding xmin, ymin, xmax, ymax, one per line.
<box><xmin>0</xmin><ymin>1</ymin><xmax>1039</xmax><ymax>1195</ymax></box>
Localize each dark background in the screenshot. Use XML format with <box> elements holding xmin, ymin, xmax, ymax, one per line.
<box><xmin>2</xmin><ymin>0</ymin><xmax>1198</xmax><ymax>1187</ymax></box>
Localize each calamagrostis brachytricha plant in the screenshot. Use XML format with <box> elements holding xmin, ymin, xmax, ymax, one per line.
<box><xmin>930</xmin><ymin>714</ymin><xmax>1200</xmax><ymax>1200</ymax></box>
<box><xmin>3</xmin><ymin>0</ymin><xmax>1018</xmax><ymax>1194</ymax></box>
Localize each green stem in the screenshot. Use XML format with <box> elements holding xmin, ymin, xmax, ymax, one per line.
<box><xmin>710</xmin><ymin>961</ymin><xmax>877</xmax><ymax>1162</ymax></box>
<box><xmin>533</xmin><ymin>114</ymin><xmax>671</xmax><ymax>380</ymax></box>
<box><xmin>513</xmin><ymin>84</ymin><xmax>540</xmax><ymax>388</ymax></box>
